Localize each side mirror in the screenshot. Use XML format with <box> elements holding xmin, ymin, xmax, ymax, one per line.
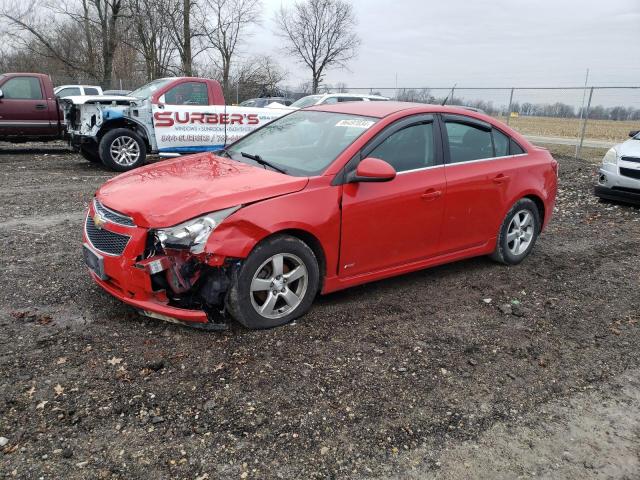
<box><xmin>347</xmin><ymin>157</ymin><xmax>396</xmax><ymax>183</ymax></box>
<box><xmin>0</xmin><ymin>89</ymin><xmax>4</xmax><ymax>99</ymax></box>
<box><xmin>629</xmin><ymin>130</ymin><xmax>639</xmax><ymax>138</ymax></box>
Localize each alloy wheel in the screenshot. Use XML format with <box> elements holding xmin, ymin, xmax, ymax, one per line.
<box><xmin>506</xmin><ymin>209</ymin><xmax>535</xmax><ymax>256</ymax></box>
<box><xmin>249</xmin><ymin>253</ymin><xmax>308</xmax><ymax>319</ymax></box>
<box><xmin>110</xmin><ymin>136</ymin><xmax>140</xmax><ymax>166</ymax></box>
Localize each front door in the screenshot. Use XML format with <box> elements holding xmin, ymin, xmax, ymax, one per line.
<box><xmin>0</xmin><ymin>76</ymin><xmax>54</xmax><ymax>137</ymax></box>
<box><xmin>340</xmin><ymin>116</ymin><xmax>446</xmax><ymax>277</ymax></box>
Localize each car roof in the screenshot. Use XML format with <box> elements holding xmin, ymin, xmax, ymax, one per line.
<box><xmin>305</xmin><ymin>101</ymin><xmax>490</xmax><ymax>119</ymax></box>
<box><xmin>320</xmin><ymin>93</ymin><xmax>387</xmax><ymax>99</ymax></box>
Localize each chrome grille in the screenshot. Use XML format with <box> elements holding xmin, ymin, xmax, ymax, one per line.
<box><xmin>85</xmin><ymin>215</ymin><xmax>130</xmax><ymax>256</ymax></box>
<box><xmin>94</xmin><ymin>199</ymin><xmax>135</xmax><ymax>227</ymax></box>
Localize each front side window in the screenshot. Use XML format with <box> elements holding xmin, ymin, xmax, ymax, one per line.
<box><xmin>227</xmin><ymin>111</ymin><xmax>377</xmax><ymax>176</ymax></box>
<box><xmin>164</xmin><ymin>82</ymin><xmax>209</xmax><ymax>105</ymax></box>
<box><xmin>445</xmin><ymin>122</ymin><xmax>493</xmax><ymax>163</ymax></box>
<box><xmin>2</xmin><ymin>77</ymin><xmax>43</xmax><ymax>100</ymax></box>
<box><xmin>337</xmin><ymin>97</ymin><xmax>364</xmax><ymax>103</ymax></box>
<box><xmin>369</xmin><ymin>123</ymin><xmax>435</xmax><ymax>172</ymax></box>
<box><xmin>56</xmin><ymin>87</ymin><xmax>81</xmax><ymax>98</ymax></box>
<box><xmin>84</xmin><ymin>87</ymin><xmax>100</xmax><ymax>95</ymax></box>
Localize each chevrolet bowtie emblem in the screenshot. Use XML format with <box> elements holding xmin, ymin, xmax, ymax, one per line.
<box><xmin>93</xmin><ymin>213</ymin><xmax>106</xmax><ymax>229</ymax></box>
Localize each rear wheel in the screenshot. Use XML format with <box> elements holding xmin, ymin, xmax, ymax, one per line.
<box><xmin>226</xmin><ymin>235</ymin><xmax>320</xmax><ymax>329</ymax></box>
<box><xmin>99</xmin><ymin>128</ymin><xmax>146</xmax><ymax>172</ymax></box>
<box><xmin>491</xmin><ymin>198</ymin><xmax>541</xmax><ymax>265</ymax></box>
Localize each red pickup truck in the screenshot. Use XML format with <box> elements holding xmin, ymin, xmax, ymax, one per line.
<box><xmin>0</xmin><ymin>73</ymin><xmax>65</xmax><ymax>142</ymax></box>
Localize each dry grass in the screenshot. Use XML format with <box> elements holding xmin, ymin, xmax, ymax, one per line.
<box><xmin>537</xmin><ymin>143</ymin><xmax>607</xmax><ymax>164</ymax></box>
<box><xmin>494</xmin><ymin>116</ymin><xmax>637</xmax><ymax>142</ymax></box>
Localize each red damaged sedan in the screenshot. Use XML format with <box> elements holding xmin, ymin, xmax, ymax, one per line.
<box><xmin>83</xmin><ymin>102</ymin><xmax>558</xmax><ymax>329</ymax></box>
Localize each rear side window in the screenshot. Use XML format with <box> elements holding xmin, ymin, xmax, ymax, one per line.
<box><xmin>369</xmin><ymin>123</ymin><xmax>435</xmax><ymax>172</ymax></box>
<box><xmin>84</xmin><ymin>87</ymin><xmax>100</xmax><ymax>95</ymax></box>
<box><xmin>493</xmin><ymin>129</ymin><xmax>510</xmax><ymax>157</ymax></box>
<box><xmin>510</xmin><ymin>139</ymin><xmax>525</xmax><ymax>155</ymax></box>
<box><xmin>2</xmin><ymin>77</ymin><xmax>43</xmax><ymax>100</ymax></box>
<box><xmin>56</xmin><ymin>87</ymin><xmax>81</xmax><ymax>97</ymax></box>
<box><xmin>445</xmin><ymin>122</ymin><xmax>493</xmax><ymax>163</ymax></box>
<box><xmin>164</xmin><ymin>81</ymin><xmax>209</xmax><ymax>105</ymax></box>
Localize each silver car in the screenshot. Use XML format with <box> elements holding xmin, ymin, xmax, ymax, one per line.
<box><xmin>595</xmin><ymin>130</ymin><xmax>640</xmax><ymax>205</ymax></box>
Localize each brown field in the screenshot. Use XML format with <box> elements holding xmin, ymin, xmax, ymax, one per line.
<box><xmin>494</xmin><ymin>115</ymin><xmax>638</xmax><ymax>142</ymax></box>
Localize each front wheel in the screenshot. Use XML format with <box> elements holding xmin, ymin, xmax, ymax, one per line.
<box><xmin>98</xmin><ymin>128</ymin><xmax>147</xmax><ymax>172</ymax></box>
<box><xmin>226</xmin><ymin>235</ymin><xmax>320</xmax><ymax>329</ymax></box>
<box><xmin>491</xmin><ymin>198</ymin><xmax>541</xmax><ymax>265</ymax></box>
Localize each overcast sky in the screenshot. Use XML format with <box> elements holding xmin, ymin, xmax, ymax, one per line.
<box><xmin>249</xmin><ymin>0</ymin><xmax>640</xmax><ymax>93</ymax></box>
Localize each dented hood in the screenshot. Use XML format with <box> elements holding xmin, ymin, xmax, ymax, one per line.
<box><xmin>96</xmin><ymin>153</ymin><xmax>309</xmax><ymax>227</ymax></box>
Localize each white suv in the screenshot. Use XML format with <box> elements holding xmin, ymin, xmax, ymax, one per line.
<box><xmin>595</xmin><ymin>130</ymin><xmax>640</xmax><ymax>205</ymax></box>
<box><xmin>54</xmin><ymin>85</ymin><xmax>104</xmax><ymax>98</ymax></box>
<box><xmin>289</xmin><ymin>93</ymin><xmax>389</xmax><ymax>109</ymax></box>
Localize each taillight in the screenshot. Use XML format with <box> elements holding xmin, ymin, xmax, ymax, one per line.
<box><xmin>551</xmin><ymin>159</ymin><xmax>559</xmax><ymax>175</ymax></box>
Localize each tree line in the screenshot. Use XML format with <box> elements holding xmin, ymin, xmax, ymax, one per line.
<box><xmin>396</xmin><ymin>89</ymin><xmax>640</xmax><ymax>122</ymax></box>
<box><xmin>0</xmin><ymin>0</ymin><xmax>360</xmax><ymax>99</ymax></box>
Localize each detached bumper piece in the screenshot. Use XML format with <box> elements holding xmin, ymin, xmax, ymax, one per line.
<box><xmin>594</xmin><ymin>185</ymin><xmax>640</xmax><ymax>206</ymax></box>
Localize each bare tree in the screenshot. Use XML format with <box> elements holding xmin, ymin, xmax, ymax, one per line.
<box><xmin>201</xmin><ymin>0</ymin><xmax>261</xmax><ymax>96</ymax></box>
<box><xmin>127</xmin><ymin>0</ymin><xmax>176</xmax><ymax>80</ymax></box>
<box><xmin>1</xmin><ymin>0</ymin><xmax>125</xmax><ymax>87</ymax></box>
<box><xmin>274</xmin><ymin>0</ymin><xmax>360</xmax><ymax>93</ymax></box>
<box><xmin>160</xmin><ymin>0</ymin><xmax>199</xmax><ymax>76</ymax></box>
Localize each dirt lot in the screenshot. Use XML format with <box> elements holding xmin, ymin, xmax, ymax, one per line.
<box><xmin>1</xmin><ymin>142</ymin><xmax>639</xmax><ymax>479</ymax></box>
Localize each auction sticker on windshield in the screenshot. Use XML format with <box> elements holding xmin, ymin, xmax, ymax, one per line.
<box><xmin>335</xmin><ymin>119</ymin><xmax>375</xmax><ymax>129</ymax></box>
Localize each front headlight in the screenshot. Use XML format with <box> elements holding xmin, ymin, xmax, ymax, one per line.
<box><xmin>156</xmin><ymin>206</ymin><xmax>240</xmax><ymax>254</ymax></box>
<box><xmin>602</xmin><ymin>148</ymin><xmax>618</xmax><ymax>166</ymax></box>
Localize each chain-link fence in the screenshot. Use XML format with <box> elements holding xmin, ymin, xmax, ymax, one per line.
<box><xmin>50</xmin><ymin>73</ymin><xmax>640</xmax><ymax>159</ymax></box>
<box><xmin>303</xmin><ymin>86</ymin><xmax>640</xmax><ymax>159</ymax></box>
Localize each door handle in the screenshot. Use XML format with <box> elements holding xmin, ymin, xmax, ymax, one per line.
<box><xmin>35</xmin><ymin>104</ymin><xmax>47</xmax><ymax>110</ymax></box>
<box><xmin>492</xmin><ymin>174</ymin><xmax>510</xmax><ymax>184</ymax></box>
<box><xmin>421</xmin><ymin>189</ymin><xmax>442</xmax><ymax>200</ymax></box>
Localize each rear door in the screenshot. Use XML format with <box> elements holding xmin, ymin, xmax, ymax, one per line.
<box><xmin>439</xmin><ymin>114</ymin><xmax>518</xmax><ymax>252</ymax></box>
<box><xmin>0</xmin><ymin>75</ymin><xmax>55</xmax><ymax>137</ymax></box>
<box><xmin>339</xmin><ymin>115</ymin><xmax>447</xmax><ymax>277</ymax></box>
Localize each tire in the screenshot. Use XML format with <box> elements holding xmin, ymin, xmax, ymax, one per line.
<box><xmin>79</xmin><ymin>144</ymin><xmax>101</xmax><ymax>163</ymax></box>
<box><xmin>226</xmin><ymin>235</ymin><xmax>320</xmax><ymax>329</ymax></box>
<box><xmin>490</xmin><ymin>198</ymin><xmax>541</xmax><ymax>265</ymax></box>
<box><xmin>98</xmin><ymin>128</ymin><xmax>146</xmax><ymax>172</ymax></box>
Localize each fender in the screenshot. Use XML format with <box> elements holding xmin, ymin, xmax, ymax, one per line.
<box><xmin>205</xmin><ymin>177</ymin><xmax>342</xmax><ymax>280</ymax></box>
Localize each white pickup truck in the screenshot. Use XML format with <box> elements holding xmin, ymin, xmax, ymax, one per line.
<box><xmin>61</xmin><ymin>77</ymin><xmax>291</xmax><ymax>171</ymax></box>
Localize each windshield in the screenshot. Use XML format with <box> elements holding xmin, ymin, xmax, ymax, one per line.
<box><xmin>129</xmin><ymin>78</ymin><xmax>173</xmax><ymax>99</ymax></box>
<box><xmin>290</xmin><ymin>95</ymin><xmax>323</xmax><ymax>108</ymax></box>
<box><xmin>227</xmin><ymin>110</ymin><xmax>377</xmax><ymax>176</ymax></box>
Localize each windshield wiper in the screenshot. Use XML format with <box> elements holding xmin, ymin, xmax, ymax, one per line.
<box><xmin>241</xmin><ymin>152</ymin><xmax>287</xmax><ymax>174</ymax></box>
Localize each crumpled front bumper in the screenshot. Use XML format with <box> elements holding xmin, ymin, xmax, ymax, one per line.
<box><xmin>595</xmin><ymin>163</ymin><xmax>640</xmax><ymax>205</ymax></box>
<box><xmin>82</xmin><ymin>204</ymin><xmax>214</xmax><ymax>326</ymax></box>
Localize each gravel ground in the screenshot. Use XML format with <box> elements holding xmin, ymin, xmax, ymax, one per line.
<box><xmin>0</xmin><ymin>142</ymin><xmax>639</xmax><ymax>479</ymax></box>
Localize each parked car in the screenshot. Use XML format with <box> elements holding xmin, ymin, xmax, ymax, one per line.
<box><xmin>289</xmin><ymin>93</ymin><xmax>389</xmax><ymax>109</ymax></box>
<box><xmin>103</xmin><ymin>89</ymin><xmax>132</xmax><ymax>96</ymax></box>
<box><xmin>240</xmin><ymin>97</ymin><xmax>294</xmax><ymax>107</ymax></box>
<box><xmin>61</xmin><ymin>77</ymin><xmax>291</xmax><ymax>171</ymax></box>
<box><xmin>594</xmin><ymin>129</ymin><xmax>640</xmax><ymax>205</ymax></box>
<box><xmin>54</xmin><ymin>84</ymin><xmax>103</xmax><ymax>97</ymax></box>
<box><xmin>0</xmin><ymin>73</ymin><xmax>66</xmax><ymax>143</ymax></box>
<box><xmin>82</xmin><ymin>101</ymin><xmax>558</xmax><ymax>330</ymax></box>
